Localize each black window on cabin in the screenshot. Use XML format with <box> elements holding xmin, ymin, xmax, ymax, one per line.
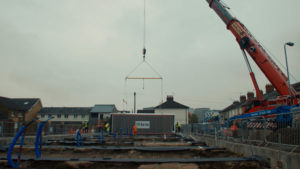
<box><xmin>64</xmin><ymin>114</ymin><xmax>68</xmax><ymax>118</ymax></box>
<box><xmin>41</xmin><ymin>114</ymin><xmax>45</xmax><ymax>118</ymax></box>
<box><xmin>100</xmin><ymin>114</ymin><xmax>103</xmax><ymax>120</ymax></box>
<box><xmin>74</xmin><ymin>114</ymin><xmax>77</xmax><ymax>118</ymax></box>
<box><xmin>57</xmin><ymin>114</ymin><xmax>61</xmax><ymax>118</ymax></box>
<box><xmin>81</xmin><ymin>114</ymin><xmax>85</xmax><ymax>118</ymax></box>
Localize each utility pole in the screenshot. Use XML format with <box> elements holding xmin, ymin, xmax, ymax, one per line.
<box><xmin>284</xmin><ymin>42</ymin><xmax>294</xmax><ymax>104</ymax></box>
<box><xmin>134</xmin><ymin>92</ymin><xmax>136</xmax><ymax>113</ymax></box>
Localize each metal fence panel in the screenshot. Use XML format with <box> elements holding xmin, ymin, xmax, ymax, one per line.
<box><xmin>182</xmin><ymin>111</ymin><xmax>300</xmax><ymax>146</ymax></box>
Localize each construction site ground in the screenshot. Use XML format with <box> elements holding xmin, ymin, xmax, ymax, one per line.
<box><xmin>0</xmin><ymin>135</ymin><xmax>266</xmax><ymax>169</ymax></box>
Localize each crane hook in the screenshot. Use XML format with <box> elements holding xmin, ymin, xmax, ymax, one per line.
<box><xmin>143</xmin><ymin>48</ymin><xmax>146</xmax><ymax>61</ymax></box>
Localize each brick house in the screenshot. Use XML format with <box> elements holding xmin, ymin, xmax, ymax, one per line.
<box><xmin>0</xmin><ymin>96</ymin><xmax>42</xmax><ymax>136</ymax></box>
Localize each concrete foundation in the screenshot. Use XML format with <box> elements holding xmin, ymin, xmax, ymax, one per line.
<box><xmin>193</xmin><ymin>135</ymin><xmax>300</xmax><ymax>169</ymax></box>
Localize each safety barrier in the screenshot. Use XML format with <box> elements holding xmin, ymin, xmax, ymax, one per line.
<box><xmin>182</xmin><ymin>111</ymin><xmax>300</xmax><ymax>147</ymax></box>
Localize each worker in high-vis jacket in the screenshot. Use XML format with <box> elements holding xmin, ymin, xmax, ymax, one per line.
<box><xmin>132</xmin><ymin>124</ymin><xmax>137</xmax><ymax>135</ymax></box>
<box><xmin>175</xmin><ymin>122</ymin><xmax>182</xmax><ymax>133</ymax></box>
<box><xmin>83</xmin><ymin>121</ymin><xmax>88</xmax><ymax>133</ymax></box>
<box><xmin>231</xmin><ymin>123</ymin><xmax>238</xmax><ymax>138</ymax></box>
<box><xmin>105</xmin><ymin>122</ymin><xmax>110</xmax><ymax>134</ymax></box>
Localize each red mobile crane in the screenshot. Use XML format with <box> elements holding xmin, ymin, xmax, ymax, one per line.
<box><xmin>206</xmin><ymin>0</ymin><xmax>299</xmax><ymax>113</ymax></box>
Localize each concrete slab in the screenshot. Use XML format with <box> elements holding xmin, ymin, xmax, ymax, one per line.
<box><xmin>193</xmin><ymin>135</ymin><xmax>300</xmax><ymax>169</ymax></box>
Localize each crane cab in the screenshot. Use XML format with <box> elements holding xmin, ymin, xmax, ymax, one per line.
<box><xmin>243</xmin><ymin>99</ymin><xmax>262</xmax><ymax>113</ymax></box>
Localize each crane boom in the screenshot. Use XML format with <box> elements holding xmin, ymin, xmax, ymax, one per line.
<box><xmin>206</xmin><ymin>0</ymin><xmax>297</xmax><ymax>97</ymax></box>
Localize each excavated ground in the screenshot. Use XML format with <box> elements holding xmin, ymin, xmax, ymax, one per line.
<box><xmin>0</xmin><ymin>160</ymin><xmax>263</xmax><ymax>169</ymax></box>
<box><xmin>0</xmin><ymin>136</ymin><xmax>266</xmax><ymax>169</ymax></box>
<box><xmin>0</xmin><ymin>147</ymin><xmax>238</xmax><ymax>159</ymax></box>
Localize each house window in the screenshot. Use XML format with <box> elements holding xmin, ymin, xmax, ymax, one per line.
<box><xmin>41</xmin><ymin>114</ymin><xmax>45</xmax><ymax>118</ymax></box>
<box><xmin>81</xmin><ymin>114</ymin><xmax>85</xmax><ymax>118</ymax></box>
<box><xmin>48</xmin><ymin>114</ymin><xmax>51</xmax><ymax>118</ymax></box>
<box><xmin>64</xmin><ymin>114</ymin><xmax>68</xmax><ymax>118</ymax></box>
<box><xmin>18</xmin><ymin>112</ymin><xmax>23</xmax><ymax>117</ymax></box>
<box><xmin>11</xmin><ymin>112</ymin><xmax>15</xmax><ymax>117</ymax></box>
<box><xmin>100</xmin><ymin>114</ymin><xmax>103</xmax><ymax>120</ymax></box>
<box><xmin>57</xmin><ymin>114</ymin><xmax>61</xmax><ymax>118</ymax></box>
<box><xmin>74</xmin><ymin>114</ymin><xmax>78</xmax><ymax>118</ymax></box>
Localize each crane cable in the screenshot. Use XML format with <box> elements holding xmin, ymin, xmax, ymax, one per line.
<box><xmin>123</xmin><ymin>0</ymin><xmax>164</xmax><ymax>106</ymax></box>
<box><xmin>143</xmin><ymin>0</ymin><xmax>146</xmax><ymax>61</ymax></box>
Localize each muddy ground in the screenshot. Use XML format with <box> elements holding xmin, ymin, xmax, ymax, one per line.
<box><xmin>0</xmin><ymin>136</ymin><xmax>266</xmax><ymax>169</ymax></box>
<box><xmin>0</xmin><ymin>147</ymin><xmax>265</xmax><ymax>169</ymax></box>
<box><xmin>0</xmin><ymin>146</ymin><xmax>238</xmax><ymax>159</ymax></box>
<box><xmin>0</xmin><ymin>160</ymin><xmax>264</xmax><ymax>169</ymax></box>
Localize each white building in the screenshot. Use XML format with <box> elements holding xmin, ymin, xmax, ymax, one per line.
<box><xmin>38</xmin><ymin>107</ymin><xmax>91</xmax><ymax>123</ymax></box>
<box><xmin>37</xmin><ymin>107</ymin><xmax>92</xmax><ymax>134</ymax></box>
<box><xmin>154</xmin><ymin>96</ymin><xmax>189</xmax><ymax>125</ymax></box>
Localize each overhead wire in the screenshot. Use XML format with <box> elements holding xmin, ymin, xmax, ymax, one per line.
<box><xmin>260</xmin><ymin>43</ymin><xmax>299</xmax><ymax>82</ymax></box>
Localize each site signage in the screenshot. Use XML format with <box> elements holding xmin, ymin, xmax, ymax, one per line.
<box><xmin>135</xmin><ymin>121</ymin><xmax>150</xmax><ymax>129</ymax></box>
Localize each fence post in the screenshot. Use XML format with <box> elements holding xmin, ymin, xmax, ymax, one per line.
<box><xmin>263</xmin><ymin>118</ymin><xmax>267</xmax><ymax>143</ymax></box>
<box><xmin>215</xmin><ymin>127</ymin><xmax>217</xmax><ymax>145</ymax></box>
<box><xmin>0</xmin><ymin>121</ymin><xmax>2</xmax><ymax>137</ymax></box>
<box><xmin>278</xmin><ymin>133</ymin><xmax>282</xmax><ymax>160</ymax></box>
<box><xmin>241</xmin><ymin>120</ymin><xmax>245</xmax><ymax>142</ymax></box>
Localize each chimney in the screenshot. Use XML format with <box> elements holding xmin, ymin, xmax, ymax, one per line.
<box><xmin>166</xmin><ymin>95</ymin><xmax>174</xmax><ymax>102</ymax></box>
<box><xmin>240</xmin><ymin>95</ymin><xmax>246</xmax><ymax>103</ymax></box>
<box><xmin>265</xmin><ymin>84</ymin><xmax>274</xmax><ymax>94</ymax></box>
<box><xmin>247</xmin><ymin>92</ymin><xmax>254</xmax><ymax>100</ymax></box>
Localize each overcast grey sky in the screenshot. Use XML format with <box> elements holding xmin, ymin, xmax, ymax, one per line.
<box><xmin>1</xmin><ymin>0</ymin><xmax>299</xmax><ymax>111</ymax></box>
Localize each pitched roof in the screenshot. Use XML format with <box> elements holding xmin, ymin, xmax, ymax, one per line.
<box><xmin>220</xmin><ymin>82</ymin><xmax>300</xmax><ymax>113</ymax></box>
<box><xmin>155</xmin><ymin>96</ymin><xmax>189</xmax><ymax>109</ymax></box>
<box><xmin>0</xmin><ymin>96</ymin><xmax>15</xmax><ymax>110</ymax></box>
<box><xmin>137</xmin><ymin>109</ymin><xmax>155</xmax><ymax>113</ymax></box>
<box><xmin>38</xmin><ymin>107</ymin><xmax>92</xmax><ymax>115</ymax></box>
<box><xmin>0</xmin><ymin>96</ymin><xmax>40</xmax><ymax>112</ymax></box>
<box><xmin>90</xmin><ymin>104</ymin><xmax>117</xmax><ymax>113</ymax></box>
<box><xmin>220</xmin><ymin>101</ymin><xmax>241</xmax><ymax>113</ymax></box>
<box><xmin>11</xmin><ymin>98</ymin><xmax>40</xmax><ymax>112</ymax></box>
<box><xmin>262</xmin><ymin>91</ymin><xmax>279</xmax><ymax>100</ymax></box>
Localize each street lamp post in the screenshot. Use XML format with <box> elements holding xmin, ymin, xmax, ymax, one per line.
<box><xmin>284</xmin><ymin>42</ymin><xmax>294</xmax><ymax>105</ymax></box>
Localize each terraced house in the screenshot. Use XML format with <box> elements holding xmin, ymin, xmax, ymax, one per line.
<box><xmin>38</xmin><ymin>107</ymin><xmax>92</xmax><ymax>134</ymax></box>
